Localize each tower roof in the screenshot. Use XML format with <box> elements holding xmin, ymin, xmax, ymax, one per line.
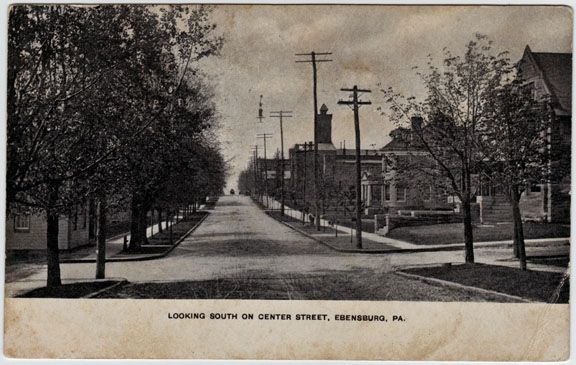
<box><xmin>320</xmin><ymin>104</ymin><xmax>328</xmax><ymax>114</ymax></box>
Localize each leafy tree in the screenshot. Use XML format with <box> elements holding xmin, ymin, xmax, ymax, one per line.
<box><xmin>123</xmin><ymin>77</ymin><xmax>221</xmax><ymax>251</ymax></box>
<box><xmin>8</xmin><ymin>5</ymin><xmax>140</xmax><ymax>286</ymax></box>
<box><xmin>7</xmin><ymin>4</ymin><xmax>223</xmax><ymax>285</ymax></box>
<box><xmin>478</xmin><ymin>81</ymin><xmax>551</xmax><ymax>270</ymax></box>
<box><xmin>238</xmin><ymin>169</ymin><xmax>254</xmax><ymax>195</ymax></box>
<box><xmin>381</xmin><ymin>34</ymin><xmax>513</xmax><ymax>263</ymax></box>
<box><xmin>156</xmin><ymin>141</ymin><xmax>227</xmax><ymax>219</ymax></box>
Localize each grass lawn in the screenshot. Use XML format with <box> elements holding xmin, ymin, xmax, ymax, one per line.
<box><xmin>327</xmin><ymin>217</ymin><xmax>376</xmax><ymax>233</ymax></box>
<box><xmin>115</xmin><ymin>212</ymin><xmax>207</xmax><ymax>255</ymax></box>
<box><xmin>387</xmin><ymin>222</ymin><xmax>570</xmax><ymax>245</ymax></box>
<box><xmin>266</xmin><ymin>211</ymin><xmax>398</xmax><ymax>251</ymax></box>
<box><xmin>401</xmin><ymin>263</ymin><xmax>569</xmax><ymax>303</ymax></box>
<box><xmin>528</xmin><ymin>256</ymin><xmax>570</xmax><ymax>268</ymax></box>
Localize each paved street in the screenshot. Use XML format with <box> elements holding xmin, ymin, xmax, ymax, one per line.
<box><xmin>5</xmin><ymin>195</ymin><xmax>564</xmax><ymax>301</ymax></box>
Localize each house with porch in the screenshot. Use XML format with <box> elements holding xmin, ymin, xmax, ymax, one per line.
<box><xmin>369</xmin><ymin>46</ymin><xmax>571</xmax><ymax>224</ymax></box>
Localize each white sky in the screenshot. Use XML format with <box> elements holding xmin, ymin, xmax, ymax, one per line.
<box><xmin>196</xmin><ymin>5</ymin><xmax>572</xmax><ymax>191</ymax></box>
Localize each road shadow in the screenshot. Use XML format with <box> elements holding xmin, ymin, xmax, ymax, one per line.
<box><xmin>91</xmin><ymin>269</ymin><xmax>524</xmax><ymax>302</ymax></box>
<box><xmin>176</xmin><ymin>237</ymin><xmax>331</xmax><ymax>257</ymax></box>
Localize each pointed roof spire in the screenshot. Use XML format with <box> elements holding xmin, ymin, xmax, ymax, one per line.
<box><xmin>320</xmin><ymin>104</ymin><xmax>328</xmax><ymax>114</ymax></box>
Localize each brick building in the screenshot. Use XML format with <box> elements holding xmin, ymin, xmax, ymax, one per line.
<box><xmin>255</xmin><ymin>156</ymin><xmax>291</xmax><ymax>199</ymax></box>
<box><xmin>370</xmin><ymin>123</ymin><xmax>455</xmax><ymax>212</ymax></box>
<box><xmin>287</xmin><ymin>104</ymin><xmax>382</xmax><ymax>212</ymax></box>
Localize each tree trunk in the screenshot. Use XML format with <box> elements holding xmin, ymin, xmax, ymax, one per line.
<box><xmin>88</xmin><ymin>198</ymin><xmax>96</xmax><ymax>241</ymax></box>
<box><xmin>139</xmin><ymin>207</ymin><xmax>150</xmax><ymax>245</ymax></box>
<box><xmin>462</xmin><ymin>194</ymin><xmax>475</xmax><ymax>263</ymax></box>
<box><xmin>46</xmin><ymin>183</ymin><xmax>62</xmax><ymax>287</ymax></box>
<box><xmin>193</xmin><ymin>201</ymin><xmax>197</xmax><ymax>213</ymax></box>
<box><xmin>511</xmin><ymin>186</ymin><xmax>527</xmax><ymax>270</ymax></box>
<box><xmin>169</xmin><ymin>210</ymin><xmax>174</xmax><ymax>244</ymax></box>
<box><xmin>128</xmin><ymin>197</ymin><xmax>142</xmax><ymax>251</ymax></box>
<box><xmin>157</xmin><ymin>208</ymin><xmax>163</xmax><ymax>233</ymax></box>
<box><xmin>512</xmin><ymin>218</ymin><xmax>520</xmax><ymax>258</ymax></box>
<box><xmin>95</xmin><ymin>194</ymin><xmax>107</xmax><ymax>279</ymax></box>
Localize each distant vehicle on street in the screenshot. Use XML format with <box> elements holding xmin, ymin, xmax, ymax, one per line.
<box><xmin>230</xmin><ymin>189</ymin><xmax>235</xmax><ymax>195</ymax></box>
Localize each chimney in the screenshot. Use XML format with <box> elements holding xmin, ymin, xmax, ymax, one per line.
<box><xmin>410</xmin><ymin>116</ymin><xmax>423</xmax><ymax>131</ymax></box>
<box><xmin>316</xmin><ymin>104</ymin><xmax>333</xmax><ymax>144</ymax></box>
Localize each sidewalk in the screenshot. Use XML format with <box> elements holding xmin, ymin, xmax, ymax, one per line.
<box><xmin>262</xmin><ymin>198</ymin><xmax>569</xmax><ymax>273</ymax></box>
<box><xmin>263</xmin><ymin>197</ymin><xmax>569</xmax><ymax>251</ymax></box>
<box><xmin>60</xmin><ymin>216</ymin><xmax>183</xmax><ymax>262</ymax></box>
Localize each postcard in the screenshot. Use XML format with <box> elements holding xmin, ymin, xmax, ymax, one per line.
<box><xmin>3</xmin><ymin>3</ymin><xmax>571</xmax><ymax>360</ymax></box>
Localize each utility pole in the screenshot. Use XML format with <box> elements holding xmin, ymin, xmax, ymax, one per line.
<box><xmin>270</xmin><ymin>110</ymin><xmax>292</xmax><ymax>215</ymax></box>
<box><xmin>255</xmin><ymin>95</ymin><xmax>265</xmax><ymax>204</ymax></box>
<box><xmin>257</xmin><ymin>133</ymin><xmax>273</xmax><ymax>207</ymax></box>
<box><xmin>302</xmin><ymin>142</ymin><xmax>311</xmax><ymax>218</ymax></box>
<box><xmin>296</xmin><ymin>51</ymin><xmax>332</xmax><ymax>230</ymax></box>
<box><xmin>250</xmin><ymin>145</ymin><xmax>259</xmax><ymax>198</ymax></box>
<box><xmin>338</xmin><ymin>85</ymin><xmax>371</xmax><ymax>249</ymax></box>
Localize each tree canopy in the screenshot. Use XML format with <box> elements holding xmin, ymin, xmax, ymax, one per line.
<box><xmin>7</xmin><ymin>4</ymin><xmax>227</xmax><ymax>286</ymax></box>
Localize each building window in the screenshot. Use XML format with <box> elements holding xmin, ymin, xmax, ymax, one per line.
<box><xmin>384</xmin><ymin>183</ymin><xmax>391</xmax><ymax>201</ymax></box>
<box><xmin>73</xmin><ymin>206</ymin><xmax>78</xmax><ymax>231</ymax></box>
<box><xmin>82</xmin><ymin>206</ymin><xmax>87</xmax><ymax>229</ymax></box>
<box><xmin>423</xmin><ymin>186</ymin><xmax>433</xmax><ymax>202</ymax></box>
<box><xmin>398</xmin><ymin>186</ymin><xmax>408</xmax><ymax>202</ymax></box>
<box><xmin>531</xmin><ymin>184</ymin><xmax>542</xmax><ymax>193</ymax></box>
<box><xmin>14</xmin><ymin>215</ymin><xmax>30</xmax><ymax>232</ymax></box>
<box><xmin>522</xmin><ymin>81</ymin><xmax>536</xmax><ymax>99</ymax></box>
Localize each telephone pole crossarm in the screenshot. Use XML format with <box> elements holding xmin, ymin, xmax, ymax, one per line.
<box><xmin>340</xmin><ymin>88</ymin><xmax>372</xmax><ymax>93</ymax></box>
<box><xmin>338</xmin><ymin>100</ymin><xmax>372</xmax><ymax>105</ymax></box>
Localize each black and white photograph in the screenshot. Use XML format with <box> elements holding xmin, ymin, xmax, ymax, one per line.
<box><xmin>2</xmin><ymin>2</ymin><xmax>572</xmax><ymax>360</ymax></box>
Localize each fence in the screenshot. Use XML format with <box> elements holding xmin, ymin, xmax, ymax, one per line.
<box><xmin>263</xmin><ymin>196</ymin><xmax>360</xmax><ymax>234</ymax></box>
<box><xmin>374</xmin><ymin>210</ymin><xmax>462</xmax><ymax>235</ymax></box>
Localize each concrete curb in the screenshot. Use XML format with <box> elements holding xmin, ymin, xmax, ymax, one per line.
<box><xmin>82</xmin><ymin>278</ymin><xmax>128</xmax><ymax>298</ymax></box>
<box><xmin>266</xmin><ymin>211</ymin><xmax>570</xmax><ymax>255</ymax></box>
<box><xmin>395</xmin><ymin>270</ymin><xmax>533</xmax><ymax>303</ymax></box>
<box><xmin>272</xmin><ymin>214</ymin><xmax>354</xmax><ymax>253</ymax></box>
<box><xmin>61</xmin><ymin>213</ymin><xmax>209</xmax><ymax>264</ymax></box>
<box><xmin>268</xmin><ymin>212</ymin><xmax>469</xmax><ymax>254</ymax></box>
<box><xmin>437</xmin><ymin>238</ymin><xmax>570</xmax><ymax>250</ymax></box>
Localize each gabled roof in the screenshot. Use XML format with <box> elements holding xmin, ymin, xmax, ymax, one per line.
<box><xmin>521</xmin><ymin>46</ymin><xmax>572</xmax><ymax>114</ymax></box>
<box><xmin>380</xmin><ymin>137</ymin><xmax>412</xmax><ymax>152</ymax></box>
<box><xmin>380</xmin><ymin>127</ymin><xmax>425</xmax><ymax>152</ymax></box>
